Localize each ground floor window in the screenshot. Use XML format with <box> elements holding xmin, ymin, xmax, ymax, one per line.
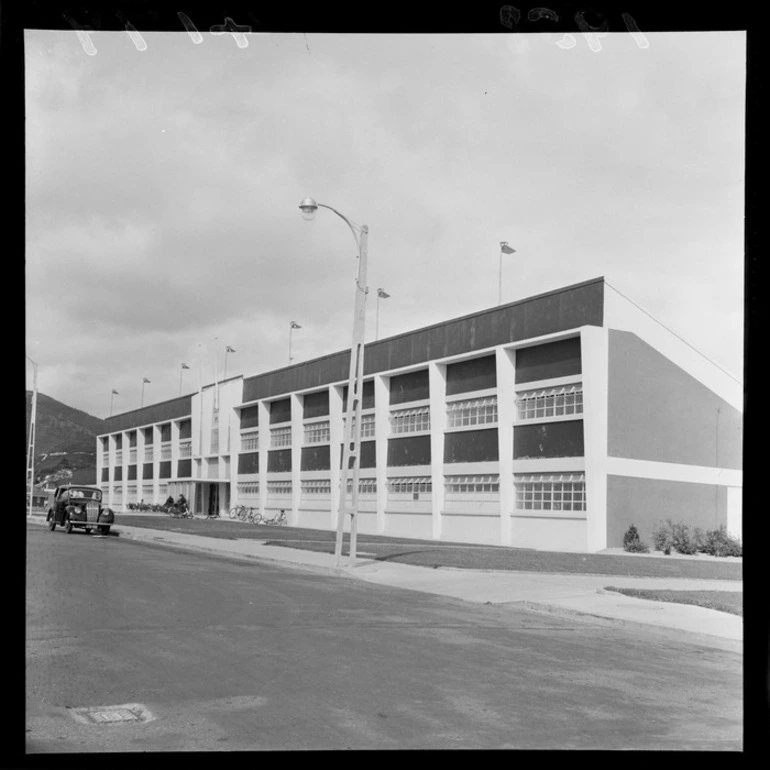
<box><xmin>445</xmin><ymin>474</ymin><xmax>499</xmax><ymax>497</ymax></box>
<box><xmin>387</xmin><ymin>477</ymin><xmax>432</xmax><ymax>496</ymax></box>
<box><xmin>301</xmin><ymin>479</ymin><xmax>331</xmax><ymax>495</ymax></box>
<box><xmin>267</xmin><ymin>480</ymin><xmax>292</xmax><ymax>495</ymax></box>
<box><xmin>126</xmin><ymin>484</ymin><xmax>138</xmax><ymax>502</ymax></box>
<box><xmin>345</xmin><ymin>477</ymin><xmax>377</xmax><ymax>495</ymax></box>
<box><xmin>514</xmin><ymin>472</ymin><xmax>585</xmax><ymax>512</ymax></box>
<box><xmin>238</xmin><ymin>481</ymin><xmax>259</xmax><ymax>495</ymax></box>
<box><xmin>141</xmin><ymin>483</ymin><xmax>153</xmax><ymax>500</ymax></box>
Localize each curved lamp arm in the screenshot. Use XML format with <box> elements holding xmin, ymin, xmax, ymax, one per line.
<box><xmin>298</xmin><ymin>197</ymin><xmax>368</xmax><ymax>289</ymax></box>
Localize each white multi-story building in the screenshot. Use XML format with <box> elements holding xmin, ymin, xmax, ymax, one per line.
<box><xmin>97</xmin><ymin>278</ymin><xmax>742</xmax><ymax>551</ymax></box>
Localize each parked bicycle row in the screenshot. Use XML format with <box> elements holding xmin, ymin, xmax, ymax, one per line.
<box><xmin>127</xmin><ymin>495</ymin><xmax>192</xmax><ymax>518</ymax></box>
<box><xmin>228</xmin><ymin>506</ymin><xmax>287</xmax><ymax>526</ymax></box>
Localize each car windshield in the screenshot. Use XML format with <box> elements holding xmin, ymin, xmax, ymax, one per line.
<box><xmin>68</xmin><ymin>488</ymin><xmax>101</xmax><ymax>502</ymax></box>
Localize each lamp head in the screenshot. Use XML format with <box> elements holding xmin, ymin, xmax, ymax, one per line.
<box><xmin>298</xmin><ymin>197</ymin><xmax>318</xmax><ymax>221</ymax></box>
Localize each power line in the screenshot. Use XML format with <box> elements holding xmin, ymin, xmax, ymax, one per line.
<box><xmin>604</xmin><ymin>280</ymin><xmax>742</xmax><ymax>386</ymax></box>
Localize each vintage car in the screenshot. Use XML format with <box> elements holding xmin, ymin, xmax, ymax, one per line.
<box><xmin>46</xmin><ymin>485</ymin><xmax>115</xmax><ymax>535</ymax></box>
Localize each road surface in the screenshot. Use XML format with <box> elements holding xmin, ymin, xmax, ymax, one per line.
<box><xmin>26</xmin><ymin>525</ymin><xmax>742</xmax><ymax>751</ymax></box>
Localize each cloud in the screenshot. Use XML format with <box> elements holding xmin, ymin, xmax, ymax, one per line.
<box><xmin>25</xmin><ymin>31</ymin><xmax>745</xmax><ymax>415</ymax></box>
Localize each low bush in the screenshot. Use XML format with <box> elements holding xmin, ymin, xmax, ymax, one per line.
<box><xmin>622</xmin><ymin>524</ymin><xmax>650</xmax><ymax>553</ymax></box>
<box><xmin>652</xmin><ymin>519</ymin><xmax>742</xmax><ymax>557</ymax></box>
<box><xmin>651</xmin><ymin>520</ymin><xmax>674</xmax><ymax>554</ymax></box>
<box><xmin>670</xmin><ymin>521</ymin><xmax>700</xmax><ymax>555</ymax></box>
<box><xmin>700</xmin><ymin>525</ymin><xmax>742</xmax><ymax>558</ymax></box>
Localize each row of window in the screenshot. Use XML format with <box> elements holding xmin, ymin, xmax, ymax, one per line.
<box><xmin>241</xmin><ymin>386</ymin><xmax>584</xmax><ymax>448</ymax></box>
<box><xmin>106</xmin><ymin>473</ymin><xmax>587</xmax><ymax>512</ymax></box>
<box><xmin>104</xmin><ymin>385</ymin><xmax>585</xmax><ymax>463</ymax></box>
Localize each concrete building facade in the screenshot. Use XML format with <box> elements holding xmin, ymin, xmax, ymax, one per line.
<box><xmin>96</xmin><ymin>278</ymin><xmax>742</xmax><ymax>552</ymax></box>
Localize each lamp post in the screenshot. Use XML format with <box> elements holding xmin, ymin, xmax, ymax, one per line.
<box><xmin>26</xmin><ymin>355</ymin><xmax>38</xmax><ymax>519</ymax></box>
<box><xmin>110</xmin><ymin>389</ymin><xmax>119</xmax><ymax>417</ymax></box>
<box><xmin>141</xmin><ymin>378</ymin><xmax>150</xmax><ymax>407</ymax></box>
<box><xmin>299</xmin><ymin>197</ymin><xmax>368</xmax><ymax>567</ymax></box>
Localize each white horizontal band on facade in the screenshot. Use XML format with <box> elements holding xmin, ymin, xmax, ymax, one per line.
<box><xmin>605</xmin><ymin>457</ymin><xmax>742</xmax><ymax>487</ymax></box>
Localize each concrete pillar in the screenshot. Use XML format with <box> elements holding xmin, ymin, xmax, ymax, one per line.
<box><xmin>428</xmin><ymin>362</ymin><xmax>447</xmax><ymax>540</ymax></box>
<box><xmin>258</xmin><ymin>401</ymin><xmax>270</xmax><ymax>518</ymax></box>
<box><xmin>290</xmin><ymin>393</ymin><xmax>304</xmax><ymax>526</ymax></box>
<box><xmin>496</xmin><ymin>347</ymin><xmax>516</xmax><ymax>546</ymax></box>
<box><xmin>374</xmin><ymin>375</ymin><xmax>390</xmax><ymax>534</ymax></box>
<box><xmin>581</xmin><ymin>325</ymin><xmax>609</xmax><ymax>552</ymax></box>
<box><xmin>329</xmin><ymin>385</ymin><xmax>344</xmax><ymax>530</ymax></box>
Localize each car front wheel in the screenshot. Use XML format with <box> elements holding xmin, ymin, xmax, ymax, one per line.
<box><xmin>64</xmin><ymin>517</ymin><xmax>73</xmax><ymax>534</ymax></box>
<box><xmin>98</xmin><ymin>525</ymin><xmax>110</xmax><ymax>536</ymax></box>
<box><xmin>47</xmin><ymin>512</ymin><xmax>56</xmax><ymax>531</ymax></box>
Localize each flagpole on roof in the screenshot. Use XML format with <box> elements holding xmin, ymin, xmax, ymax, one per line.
<box><xmin>179</xmin><ymin>363</ymin><xmax>190</xmax><ymax>396</ymax></box>
<box><xmin>375</xmin><ymin>288</ymin><xmax>390</xmax><ymax>341</ymax></box>
<box><xmin>499</xmin><ymin>241</ymin><xmax>516</xmax><ymax>305</ymax></box>
<box><xmin>289</xmin><ymin>322</ymin><xmax>301</xmax><ymax>364</ymax></box>
<box><xmin>224</xmin><ymin>345</ymin><xmax>235</xmax><ymax>380</ymax></box>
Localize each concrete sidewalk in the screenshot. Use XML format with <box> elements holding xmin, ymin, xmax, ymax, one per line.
<box><xmin>28</xmin><ymin>516</ymin><xmax>743</xmax><ymax>653</ymax></box>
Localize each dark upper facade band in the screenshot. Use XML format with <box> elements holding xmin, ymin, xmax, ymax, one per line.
<box><xmin>103</xmin><ymin>277</ymin><xmax>605</xmax><ymax>433</ymax></box>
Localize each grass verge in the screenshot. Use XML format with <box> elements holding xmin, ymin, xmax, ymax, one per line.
<box><xmin>603</xmin><ymin>587</ymin><xmax>743</xmax><ymax>616</ymax></box>
<box><xmin>109</xmin><ymin>515</ymin><xmax>742</xmax><ymax>580</ymax></box>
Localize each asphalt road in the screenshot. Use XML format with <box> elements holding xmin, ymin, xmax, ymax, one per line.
<box><xmin>26</xmin><ymin>525</ymin><xmax>742</xmax><ymax>751</ymax></box>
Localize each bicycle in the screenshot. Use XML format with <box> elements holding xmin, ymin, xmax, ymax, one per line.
<box><xmin>248</xmin><ymin>509</ymin><xmax>264</xmax><ymax>524</ymax></box>
<box><xmin>229</xmin><ymin>505</ymin><xmax>249</xmax><ymax>520</ymax></box>
<box><xmin>261</xmin><ymin>510</ymin><xmax>287</xmax><ymax>526</ymax></box>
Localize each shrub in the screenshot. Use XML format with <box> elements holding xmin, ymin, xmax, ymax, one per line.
<box><xmin>670</xmin><ymin>521</ymin><xmax>699</xmax><ymax>555</ymax></box>
<box><xmin>700</xmin><ymin>525</ymin><xmax>742</xmax><ymax>558</ymax></box>
<box><xmin>622</xmin><ymin>524</ymin><xmax>650</xmax><ymax>553</ymax></box>
<box><xmin>651</xmin><ymin>520</ymin><xmax>674</xmax><ymax>553</ymax></box>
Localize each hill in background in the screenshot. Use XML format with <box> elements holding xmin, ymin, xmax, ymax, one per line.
<box><xmin>26</xmin><ymin>392</ymin><xmax>106</xmax><ymax>486</ymax></box>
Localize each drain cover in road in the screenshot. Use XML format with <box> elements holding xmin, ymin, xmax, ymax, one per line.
<box><xmin>68</xmin><ymin>703</ymin><xmax>155</xmax><ymax>725</ymax></box>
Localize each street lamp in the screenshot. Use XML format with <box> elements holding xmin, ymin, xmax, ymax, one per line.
<box><xmin>26</xmin><ymin>355</ymin><xmax>38</xmax><ymax>519</ymax></box>
<box><xmin>299</xmin><ymin>197</ymin><xmax>369</xmax><ymax>567</ymax></box>
<box><xmin>110</xmin><ymin>389</ymin><xmax>119</xmax><ymax>416</ymax></box>
<box><xmin>141</xmin><ymin>377</ymin><xmax>150</xmax><ymax>407</ymax></box>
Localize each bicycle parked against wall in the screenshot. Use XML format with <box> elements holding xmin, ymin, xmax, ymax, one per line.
<box><xmin>261</xmin><ymin>510</ymin><xmax>287</xmax><ymax>526</ymax></box>
<box><xmin>229</xmin><ymin>505</ymin><xmax>254</xmax><ymax>521</ymax></box>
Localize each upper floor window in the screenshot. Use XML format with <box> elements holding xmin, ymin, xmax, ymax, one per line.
<box><xmin>270</xmin><ymin>426</ymin><xmax>292</xmax><ymax>448</ymax></box>
<box><xmin>343</xmin><ymin>413</ymin><xmax>376</xmax><ymax>438</ymax></box>
<box><xmin>516</xmin><ymin>384</ymin><xmax>583</xmax><ymax>421</ymax></box>
<box><xmin>241</xmin><ymin>432</ymin><xmax>259</xmax><ymax>452</ymax></box>
<box><xmin>446</xmin><ymin>396</ymin><xmax>498</xmax><ymax>428</ymax></box>
<box><xmin>391</xmin><ymin>406</ymin><xmax>430</xmax><ymax>435</ymax></box>
<box><xmin>304</xmin><ymin>421</ymin><xmax>330</xmax><ymax>444</ymax></box>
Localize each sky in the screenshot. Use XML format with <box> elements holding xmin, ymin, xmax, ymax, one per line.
<box><xmin>25</xmin><ymin>30</ymin><xmax>746</xmax><ymax>419</ymax></box>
